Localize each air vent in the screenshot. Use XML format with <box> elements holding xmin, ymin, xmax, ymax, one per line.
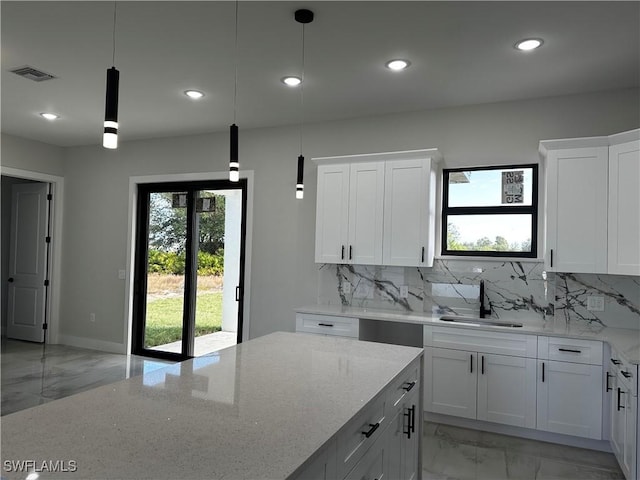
<box><xmin>10</xmin><ymin>65</ymin><xmax>56</xmax><ymax>82</ymax></box>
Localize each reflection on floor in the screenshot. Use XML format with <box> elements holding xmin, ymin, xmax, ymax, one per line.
<box><xmin>150</xmin><ymin>330</ymin><xmax>237</xmax><ymax>356</ymax></box>
<box><xmin>423</xmin><ymin>422</ymin><xmax>625</xmax><ymax>480</ymax></box>
<box><xmin>1</xmin><ymin>338</ymin><xmax>173</xmax><ymax>416</ymax></box>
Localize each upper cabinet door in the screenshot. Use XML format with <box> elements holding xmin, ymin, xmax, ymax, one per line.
<box><xmin>383</xmin><ymin>158</ymin><xmax>435</xmax><ymax>267</ymax></box>
<box><xmin>315</xmin><ymin>164</ymin><xmax>350</xmax><ymax>263</ymax></box>
<box><xmin>545</xmin><ymin>146</ymin><xmax>608</xmax><ymax>273</ymax></box>
<box><xmin>347</xmin><ymin>162</ymin><xmax>385</xmax><ymax>265</ymax></box>
<box><xmin>608</xmin><ymin>139</ymin><xmax>640</xmax><ymax>275</ymax></box>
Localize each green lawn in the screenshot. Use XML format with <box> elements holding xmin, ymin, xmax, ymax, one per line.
<box><xmin>145</xmin><ymin>292</ymin><xmax>222</xmax><ymax>347</ymax></box>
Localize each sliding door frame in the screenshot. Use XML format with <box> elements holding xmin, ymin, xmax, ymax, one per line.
<box><xmin>126</xmin><ymin>172</ymin><xmax>253</xmax><ymax>360</ymax></box>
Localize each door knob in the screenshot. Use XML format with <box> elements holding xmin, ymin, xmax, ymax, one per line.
<box><xmin>8</xmin><ymin>277</ymin><xmax>14</xmax><ymax>283</ymax></box>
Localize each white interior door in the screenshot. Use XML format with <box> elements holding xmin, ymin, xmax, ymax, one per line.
<box><xmin>7</xmin><ymin>182</ymin><xmax>49</xmax><ymax>342</ymax></box>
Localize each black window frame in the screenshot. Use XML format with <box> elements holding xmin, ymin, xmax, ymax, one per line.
<box><xmin>441</xmin><ymin>164</ymin><xmax>539</xmax><ymax>258</ymax></box>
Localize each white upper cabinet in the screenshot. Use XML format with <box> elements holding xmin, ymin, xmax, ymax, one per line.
<box><xmin>383</xmin><ymin>158</ymin><xmax>436</xmax><ymax>267</ymax></box>
<box><xmin>314</xmin><ymin>150</ymin><xmax>440</xmax><ymax>266</ymax></box>
<box><xmin>608</xmin><ymin>135</ymin><xmax>640</xmax><ymax>275</ymax></box>
<box><xmin>540</xmin><ymin>129</ymin><xmax>640</xmax><ymax>275</ymax></box>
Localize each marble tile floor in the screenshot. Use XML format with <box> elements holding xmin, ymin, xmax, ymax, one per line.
<box><xmin>1</xmin><ymin>338</ymin><xmax>173</xmax><ymax>416</ymax></box>
<box><xmin>423</xmin><ymin>422</ymin><xmax>625</xmax><ymax>480</ymax></box>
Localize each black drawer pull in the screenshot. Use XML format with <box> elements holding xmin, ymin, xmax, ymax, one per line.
<box><xmin>362</xmin><ymin>422</ymin><xmax>380</xmax><ymax>438</ymax></box>
<box><xmin>349</xmin><ymin>245</ymin><xmax>353</xmax><ymax>260</ymax></box>
<box><xmin>481</xmin><ymin>355</ymin><xmax>485</xmax><ymax>375</ymax></box>
<box><xmin>542</xmin><ymin>362</ymin><xmax>545</xmax><ymax>383</ymax></box>
<box><xmin>402</xmin><ymin>381</ymin><xmax>416</xmax><ymax>392</ymax></box>
<box><xmin>318</xmin><ymin>323</ymin><xmax>334</xmax><ymax>327</ymax></box>
<box><xmin>421</xmin><ymin>247</ymin><xmax>425</xmax><ymax>263</ymax></box>
<box><xmin>558</xmin><ymin>348</ymin><xmax>581</xmax><ymax>354</ymax></box>
<box><xmin>621</xmin><ymin>371</ymin><xmax>632</xmax><ymax>378</ymax></box>
<box><xmin>341</xmin><ymin>245</ymin><xmax>345</xmax><ymax>260</ymax></box>
<box><xmin>611</xmin><ymin>359</ymin><xmax>622</xmax><ymax>365</ymax></box>
<box><xmin>606</xmin><ymin>372</ymin><xmax>613</xmax><ymax>392</ymax></box>
<box><xmin>617</xmin><ymin>387</ymin><xmax>625</xmax><ymax>411</ymax></box>
<box><xmin>470</xmin><ymin>354</ymin><xmax>473</xmax><ymax>374</ymax></box>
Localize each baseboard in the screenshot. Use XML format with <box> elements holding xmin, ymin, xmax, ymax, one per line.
<box><xmin>425</xmin><ymin>411</ymin><xmax>613</xmax><ymax>453</ymax></box>
<box><xmin>57</xmin><ymin>334</ymin><xmax>126</xmax><ymax>354</ymax></box>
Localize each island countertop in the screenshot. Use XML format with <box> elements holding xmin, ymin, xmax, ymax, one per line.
<box><xmin>1</xmin><ymin>331</ymin><xmax>423</xmax><ymax>480</ymax></box>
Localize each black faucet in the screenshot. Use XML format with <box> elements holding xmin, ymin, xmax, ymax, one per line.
<box><xmin>479</xmin><ymin>280</ymin><xmax>491</xmax><ymax>318</ymax></box>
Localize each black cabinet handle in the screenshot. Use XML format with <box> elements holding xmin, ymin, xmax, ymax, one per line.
<box><xmin>611</xmin><ymin>359</ymin><xmax>622</xmax><ymax>366</ymax></box>
<box><xmin>318</xmin><ymin>323</ymin><xmax>334</xmax><ymax>327</ymax></box>
<box><xmin>341</xmin><ymin>245</ymin><xmax>345</xmax><ymax>260</ymax></box>
<box><xmin>402</xmin><ymin>381</ymin><xmax>416</xmax><ymax>392</ymax></box>
<box><xmin>349</xmin><ymin>245</ymin><xmax>353</xmax><ymax>260</ymax></box>
<box><xmin>542</xmin><ymin>362</ymin><xmax>545</xmax><ymax>383</ymax></box>
<box><xmin>470</xmin><ymin>354</ymin><xmax>473</xmax><ymax>374</ymax></box>
<box><xmin>362</xmin><ymin>422</ymin><xmax>380</xmax><ymax>438</ymax></box>
<box><xmin>622</xmin><ymin>371</ymin><xmax>632</xmax><ymax>379</ymax></box>
<box><xmin>421</xmin><ymin>247</ymin><xmax>425</xmax><ymax>263</ymax></box>
<box><xmin>403</xmin><ymin>405</ymin><xmax>416</xmax><ymax>439</ymax></box>
<box><xmin>606</xmin><ymin>372</ymin><xmax>613</xmax><ymax>392</ymax></box>
<box><xmin>481</xmin><ymin>355</ymin><xmax>485</xmax><ymax>375</ymax></box>
<box><xmin>558</xmin><ymin>348</ymin><xmax>581</xmax><ymax>354</ymax></box>
<box><xmin>550</xmin><ymin>249</ymin><xmax>554</xmax><ymax>268</ymax></box>
<box><xmin>617</xmin><ymin>387</ymin><xmax>625</xmax><ymax>411</ymax></box>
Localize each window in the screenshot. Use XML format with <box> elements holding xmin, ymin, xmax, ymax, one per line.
<box><xmin>442</xmin><ymin>164</ymin><xmax>538</xmax><ymax>257</ymax></box>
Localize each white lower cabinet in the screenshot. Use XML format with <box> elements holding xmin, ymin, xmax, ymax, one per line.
<box><xmin>425</xmin><ymin>347</ymin><xmax>536</xmax><ymax>428</ymax></box>
<box><xmin>536</xmin><ymin>360</ymin><xmax>603</xmax><ymax>439</ymax></box>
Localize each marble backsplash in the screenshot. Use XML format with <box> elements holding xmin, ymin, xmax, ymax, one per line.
<box><xmin>317</xmin><ymin>260</ymin><xmax>640</xmax><ymax>331</ymax></box>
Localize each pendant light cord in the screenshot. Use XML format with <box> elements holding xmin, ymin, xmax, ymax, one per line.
<box><xmin>233</xmin><ymin>0</ymin><xmax>239</xmax><ymax>124</ymax></box>
<box><xmin>111</xmin><ymin>2</ymin><xmax>117</xmax><ymax>66</ymax></box>
<box><xmin>299</xmin><ymin>23</ymin><xmax>306</xmax><ymax>155</ymax></box>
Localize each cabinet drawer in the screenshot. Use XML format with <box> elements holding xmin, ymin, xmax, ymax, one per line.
<box><xmin>342</xmin><ymin>427</ymin><xmax>386</xmax><ymax>480</ymax></box>
<box><xmin>386</xmin><ymin>359</ymin><xmax>420</xmax><ymax>418</ymax></box>
<box><xmin>336</xmin><ymin>392</ymin><xmax>387</xmax><ymax>478</ymax></box>
<box><xmin>295</xmin><ymin>313</ymin><xmax>359</xmax><ymax>338</ymax></box>
<box><xmin>610</xmin><ymin>348</ymin><xmax>638</xmax><ymax>396</ymax></box>
<box><xmin>424</xmin><ymin>325</ymin><xmax>537</xmax><ymax>358</ymax></box>
<box><xmin>538</xmin><ymin>336</ymin><xmax>603</xmax><ymax>365</ymax></box>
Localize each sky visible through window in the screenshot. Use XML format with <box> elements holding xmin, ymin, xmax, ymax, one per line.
<box><xmin>448</xmin><ymin>168</ymin><xmax>533</xmax><ymax>246</ymax></box>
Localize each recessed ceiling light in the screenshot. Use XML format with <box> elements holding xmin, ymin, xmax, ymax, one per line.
<box><xmin>515</xmin><ymin>38</ymin><xmax>543</xmax><ymax>51</ymax></box>
<box><xmin>281</xmin><ymin>76</ymin><xmax>302</xmax><ymax>87</ymax></box>
<box><xmin>385</xmin><ymin>59</ymin><xmax>411</xmax><ymax>71</ymax></box>
<box><xmin>184</xmin><ymin>90</ymin><xmax>205</xmax><ymax>99</ymax></box>
<box><xmin>40</xmin><ymin>112</ymin><xmax>59</xmax><ymax>120</ymax></box>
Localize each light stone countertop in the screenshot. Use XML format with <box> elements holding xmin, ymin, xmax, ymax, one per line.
<box><xmin>0</xmin><ymin>332</ymin><xmax>423</xmax><ymax>480</ymax></box>
<box><xmin>296</xmin><ymin>304</ymin><xmax>640</xmax><ymax>364</ymax></box>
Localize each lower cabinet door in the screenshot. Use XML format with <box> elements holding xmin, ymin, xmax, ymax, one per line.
<box><xmin>477</xmin><ymin>354</ymin><xmax>537</xmax><ymax>428</ymax></box>
<box><xmin>622</xmin><ymin>389</ymin><xmax>637</xmax><ymax>479</ymax></box>
<box><xmin>610</xmin><ymin>375</ymin><xmax>624</xmax><ymax>460</ymax></box>
<box><xmin>425</xmin><ymin>347</ymin><xmax>477</xmax><ymax>419</ymax></box>
<box><xmin>385</xmin><ymin>391</ymin><xmax>419</xmax><ymax>480</ymax></box>
<box><xmin>537</xmin><ymin>360</ymin><xmax>603</xmax><ymax>439</ymax></box>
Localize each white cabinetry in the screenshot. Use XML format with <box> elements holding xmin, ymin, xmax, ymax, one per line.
<box><xmin>608</xmin><ymin>348</ymin><xmax>638</xmax><ymax>480</ymax></box>
<box><xmin>315</xmin><ymin>162</ymin><xmax>383</xmax><ymax>264</ymax></box>
<box><xmin>314</xmin><ymin>149</ymin><xmax>440</xmax><ymax>267</ymax></box>
<box><xmin>295</xmin><ymin>313</ymin><xmax>359</xmax><ymax>338</ymax></box>
<box><xmin>536</xmin><ymin>337</ymin><xmax>603</xmax><ymax>439</ymax></box>
<box><xmin>540</xmin><ymin>129</ymin><xmax>640</xmax><ymax>275</ymax></box>
<box><xmin>608</xmin><ymin>135</ymin><xmax>640</xmax><ymax>275</ymax></box>
<box><xmin>424</xmin><ymin>326</ymin><xmax>537</xmax><ymax>428</ymax></box>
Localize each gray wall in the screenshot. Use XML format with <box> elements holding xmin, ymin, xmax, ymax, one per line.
<box><xmin>1</xmin><ymin>133</ymin><xmax>65</xmax><ymax>176</ymax></box>
<box><xmin>12</xmin><ymin>88</ymin><xmax>640</xmax><ymax>348</ymax></box>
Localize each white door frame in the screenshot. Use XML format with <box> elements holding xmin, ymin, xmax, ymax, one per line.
<box><xmin>0</xmin><ymin>166</ymin><xmax>64</xmax><ymax>344</ymax></box>
<box><xmin>125</xmin><ymin>170</ymin><xmax>254</xmax><ymax>355</ymax></box>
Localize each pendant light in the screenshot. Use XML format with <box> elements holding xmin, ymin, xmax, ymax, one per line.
<box><xmin>294</xmin><ymin>9</ymin><xmax>313</xmax><ymax>199</ymax></box>
<box><xmin>103</xmin><ymin>2</ymin><xmax>120</xmax><ymax>149</ymax></box>
<box><xmin>229</xmin><ymin>0</ymin><xmax>240</xmax><ymax>182</ymax></box>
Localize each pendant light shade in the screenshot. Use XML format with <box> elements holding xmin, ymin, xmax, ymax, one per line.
<box><xmin>230</xmin><ymin>123</ymin><xmax>239</xmax><ymax>182</ymax></box>
<box><xmin>294</xmin><ymin>9</ymin><xmax>313</xmax><ymax>200</ymax></box>
<box><xmin>103</xmin><ymin>66</ymin><xmax>120</xmax><ymax>149</ymax></box>
<box><xmin>296</xmin><ymin>155</ymin><xmax>305</xmax><ymax>199</ymax></box>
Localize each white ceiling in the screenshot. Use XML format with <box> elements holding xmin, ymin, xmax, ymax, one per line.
<box><xmin>2</xmin><ymin>1</ymin><xmax>638</xmax><ymax>148</ymax></box>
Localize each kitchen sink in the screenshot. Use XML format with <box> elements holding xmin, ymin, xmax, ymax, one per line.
<box><xmin>439</xmin><ymin>315</ymin><xmax>523</xmax><ymax>328</ymax></box>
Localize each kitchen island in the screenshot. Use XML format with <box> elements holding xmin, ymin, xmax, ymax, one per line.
<box><xmin>1</xmin><ymin>332</ymin><xmax>423</xmax><ymax>480</ymax></box>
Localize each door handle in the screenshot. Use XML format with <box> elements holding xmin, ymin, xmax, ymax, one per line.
<box><xmin>421</xmin><ymin>247</ymin><xmax>425</xmax><ymax>263</ymax></box>
<box><xmin>361</xmin><ymin>422</ymin><xmax>380</xmax><ymax>438</ymax></box>
<box><xmin>470</xmin><ymin>354</ymin><xmax>473</xmax><ymax>373</ymax></box>
<box><xmin>8</xmin><ymin>277</ymin><xmax>14</xmax><ymax>283</ymax></box>
<box><xmin>235</xmin><ymin>286</ymin><xmax>241</xmax><ymax>302</ymax></box>
<box><xmin>606</xmin><ymin>372</ymin><xmax>613</xmax><ymax>392</ymax></box>
<box><xmin>550</xmin><ymin>249</ymin><xmax>554</xmax><ymax>268</ymax></box>
<box><xmin>542</xmin><ymin>362</ymin><xmax>545</xmax><ymax>382</ymax></box>
<box><xmin>349</xmin><ymin>245</ymin><xmax>353</xmax><ymax>260</ymax></box>
<box><xmin>617</xmin><ymin>387</ymin><xmax>625</xmax><ymax>411</ymax></box>
<box><xmin>402</xmin><ymin>381</ymin><xmax>416</xmax><ymax>392</ymax></box>
<box><xmin>481</xmin><ymin>355</ymin><xmax>485</xmax><ymax>375</ymax></box>
<box><xmin>341</xmin><ymin>245</ymin><xmax>345</xmax><ymax>260</ymax></box>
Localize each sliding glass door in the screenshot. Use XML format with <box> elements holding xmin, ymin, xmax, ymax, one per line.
<box><xmin>132</xmin><ymin>180</ymin><xmax>247</xmax><ymax>360</ymax></box>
